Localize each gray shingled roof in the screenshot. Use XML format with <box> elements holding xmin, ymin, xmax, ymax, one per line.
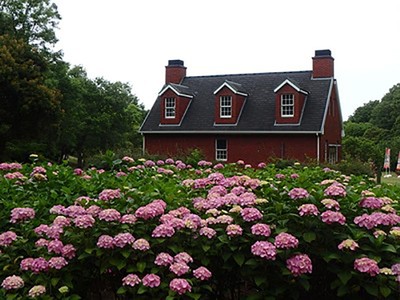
<box><xmin>140</xmin><ymin>70</ymin><xmax>333</xmax><ymax>133</ymax></box>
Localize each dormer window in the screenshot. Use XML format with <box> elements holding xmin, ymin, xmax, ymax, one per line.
<box><xmin>220</xmin><ymin>96</ymin><xmax>232</xmax><ymax>118</ymax></box>
<box><xmin>165</xmin><ymin>97</ymin><xmax>176</xmax><ymax>118</ymax></box>
<box><xmin>281</xmin><ymin>94</ymin><xmax>294</xmax><ymax>117</ymax></box>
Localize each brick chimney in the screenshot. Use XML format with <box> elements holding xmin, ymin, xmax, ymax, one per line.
<box><xmin>312</xmin><ymin>50</ymin><xmax>334</xmax><ymax>78</ymax></box>
<box><xmin>165</xmin><ymin>60</ymin><xmax>186</xmax><ymax>84</ymax></box>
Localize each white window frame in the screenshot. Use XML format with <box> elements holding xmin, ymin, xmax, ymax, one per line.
<box><xmin>281</xmin><ymin>94</ymin><xmax>294</xmax><ymax>117</ymax></box>
<box><xmin>215</xmin><ymin>139</ymin><xmax>228</xmax><ymax>161</ymax></box>
<box><xmin>165</xmin><ymin>97</ymin><xmax>176</xmax><ymax>119</ymax></box>
<box><xmin>220</xmin><ymin>96</ymin><xmax>232</xmax><ymax>118</ymax></box>
<box><xmin>328</xmin><ymin>146</ymin><xmax>339</xmax><ymax>164</ymax></box>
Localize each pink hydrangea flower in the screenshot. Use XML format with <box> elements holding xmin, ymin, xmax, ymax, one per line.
<box><xmin>354</xmin><ymin>212</ymin><xmax>400</xmax><ymax>229</ymax></box>
<box><xmin>135</xmin><ymin>200</ymin><xmax>166</xmax><ymax>220</ymax></box>
<box><xmin>226</xmin><ymin>224</ymin><xmax>243</xmax><ymax>237</ymax></box>
<box><xmin>152</xmin><ymin>224</ymin><xmax>175</xmax><ymax>238</ymax></box>
<box><xmin>30</xmin><ymin>257</ymin><xmax>49</xmax><ymax>273</ymax></box>
<box><xmin>98</xmin><ymin>209</ymin><xmax>121</xmax><ymax>222</ymax></box>
<box><xmin>122</xmin><ymin>274</ymin><xmax>141</xmax><ymax>287</ymax></box>
<box><xmin>120</xmin><ymin>214</ymin><xmax>137</xmax><ymax>224</ymax></box>
<box><xmin>298</xmin><ymin>204</ymin><xmax>319</xmax><ymax>216</ymax></box>
<box><xmin>154</xmin><ymin>252</ymin><xmax>174</xmax><ymax>266</ymax></box>
<box><xmin>391</xmin><ymin>263</ymin><xmax>400</xmax><ymax>275</ymax></box>
<box><xmin>35</xmin><ymin>238</ymin><xmax>49</xmax><ymax>248</ymax></box>
<box><xmin>169</xmin><ymin>262</ymin><xmax>190</xmax><ymax>276</ymax></box>
<box><xmin>0</xmin><ymin>231</ymin><xmax>17</xmax><ymax>246</ymax></box>
<box><xmin>286</xmin><ymin>254</ymin><xmax>312</xmax><ymax>276</ymax></box>
<box><xmin>338</xmin><ymin>239</ymin><xmax>359</xmax><ymax>251</ymax></box>
<box><xmin>169</xmin><ymin>278</ymin><xmax>192</xmax><ymax>295</ymax></box>
<box><xmin>97</xmin><ymin>235</ymin><xmax>114</xmax><ymax>249</ymax></box>
<box><xmin>1</xmin><ymin>275</ymin><xmax>24</xmax><ymax>290</ymax></box>
<box><xmin>53</xmin><ymin>216</ymin><xmax>71</xmax><ymax>227</ymax></box>
<box><xmin>132</xmin><ymin>238</ymin><xmax>150</xmax><ymax>251</ymax></box>
<box><xmin>48</xmin><ymin>256</ymin><xmax>68</xmax><ymax>269</ymax></box>
<box><xmin>321</xmin><ymin>198</ymin><xmax>340</xmax><ymax>210</ymax></box>
<box><xmin>193</xmin><ymin>266</ymin><xmax>212</xmax><ymax>280</ymax></box>
<box><xmin>62</xmin><ymin>244</ymin><xmax>76</xmax><ymax>259</ymax></box>
<box><xmin>241</xmin><ymin>207</ymin><xmax>263</xmax><ymax>222</ymax></box>
<box><xmin>354</xmin><ymin>257</ymin><xmax>380</xmax><ymax>276</ymax></box>
<box><xmin>113</xmin><ymin>233</ymin><xmax>135</xmax><ymax>248</ymax></box>
<box><xmin>324</xmin><ymin>182</ymin><xmax>346</xmax><ymax>197</ymax></box>
<box><xmin>10</xmin><ymin>207</ymin><xmax>35</xmax><ymax>223</ymax></box>
<box><xmin>321</xmin><ymin>210</ymin><xmax>346</xmax><ymax>225</ymax></box>
<box><xmin>359</xmin><ymin>197</ymin><xmax>384</xmax><ymax>209</ymax></box>
<box><xmin>251</xmin><ymin>241</ymin><xmax>276</xmax><ymax>260</ymax></box>
<box><xmin>47</xmin><ymin>239</ymin><xmax>64</xmax><ymax>254</ymax></box>
<box><xmin>64</xmin><ymin>205</ymin><xmax>86</xmax><ymax>218</ymax></box>
<box><xmin>28</xmin><ymin>285</ymin><xmax>46</xmax><ymax>297</ymax></box>
<box><xmin>275</xmin><ymin>174</ymin><xmax>285</xmax><ymax>179</ymax></box>
<box><xmin>288</xmin><ymin>188</ymin><xmax>310</xmax><ymax>200</ymax></box>
<box><xmin>73</xmin><ymin>214</ymin><xmax>95</xmax><ymax>228</ymax></box>
<box><xmin>199</xmin><ymin>227</ymin><xmax>217</xmax><ymax>239</ymax></box>
<box><xmin>98</xmin><ymin>188</ymin><xmax>121</xmax><ymax>201</ymax></box>
<box><xmin>251</xmin><ymin>223</ymin><xmax>272</xmax><ymax>237</ymax></box>
<box><xmin>274</xmin><ymin>232</ymin><xmax>299</xmax><ymax>249</ymax></box>
<box><xmin>142</xmin><ymin>274</ymin><xmax>160</xmax><ymax>288</ymax></box>
<box><xmin>20</xmin><ymin>258</ymin><xmax>34</xmax><ymax>271</ymax></box>
<box><xmin>174</xmin><ymin>252</ymin><xmax>193</xmax><ymax>264</ymax></box>
<box><xmin>49</xmin><ymin>205</ymin><xmax>65</xmax><ymax>215</ymax></box>
<box><xmin>86</xmin><ymin>205</ymin><xmax>102</xmax><ymax>217</ymax></box>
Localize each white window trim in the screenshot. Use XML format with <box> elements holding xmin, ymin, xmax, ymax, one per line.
<box><xmin>215</xmin><ymin>139</ymin><xmax>228</xmax><ymax>161</ymax></box>
<box><xmin>220</xmin><ymin>96</ymin><xmax>232</xmax><ymax>118</ymax></box>
<box><xmin>281</xmin><ymin>94</ymin><xmax>294</xmax><ymax>117</ymax></box>
<box><xmin>165</xmin><ymin>97</ymin><xmax>176</xmax><ymax>119</ymax></box>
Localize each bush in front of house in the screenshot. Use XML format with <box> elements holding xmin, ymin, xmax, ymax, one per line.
<box><xmin>0</xmin><ymin>158</ymin><xmax>399</xmax><ymax>299</ymax></box>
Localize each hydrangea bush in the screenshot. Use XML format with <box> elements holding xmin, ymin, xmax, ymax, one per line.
<box><xmin>0</xmin><ymin>159</ymin><xmax>399</xmax><ymax>299</ymax></box>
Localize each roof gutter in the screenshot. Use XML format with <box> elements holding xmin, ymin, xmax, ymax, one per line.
<box><xmin>139</xmin><ymin>130</ymin><xmax>323</xmax><ymax>135</ymax></box>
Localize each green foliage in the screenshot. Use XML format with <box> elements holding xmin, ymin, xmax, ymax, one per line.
<box><xmin>0</xmin><ymin>158</ymin><xmax>399</xmax><ymax>299</ymax></box>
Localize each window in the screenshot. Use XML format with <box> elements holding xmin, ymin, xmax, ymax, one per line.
<box><xmin>328</xmin><ymin>146</ymin><xmax>338</xmax><ymax>164</ymax></box>
<box><xmin>165</xmin><ymin>97</ymin><xmax>176</xmax><ymax>118</ymax></box>
<box><xmin>281</xmin><ymin>94</ymin><xmax>294</xmax><ymax>117</ymax></box>
<box><xmin>216</xmin><ymin>139</ymin><xmax>227</xmax><ymax>161</ymax></box>
<box><xmin>220</xmin><ymin>96</ymin><xmax>232</xmax><ymax>118</ymax></box>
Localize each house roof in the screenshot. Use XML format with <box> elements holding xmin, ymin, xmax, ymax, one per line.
<box><xmin>140</xmin><ymin>70</ymin><xmax>334</xmax><ymax>133</ymax></box>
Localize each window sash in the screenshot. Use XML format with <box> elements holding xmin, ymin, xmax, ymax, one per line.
<box><xmin>220</xmin><ymin>96</ymin><xmax>232</xmax><ymax>118</ymax></box>
<box><xmin>165</xmin><ymin>97</ymin><xmax>176</xmax><ymax>118</ymax></box>
<box><xmin>215</xmin><ymin>139</ymin><xmax>227</xmax><ymax>161</ymax></box>
<box><xmin>281</xmin><ymin>94</ymin><xmax>294</xmax><ymax>117</ymax></box>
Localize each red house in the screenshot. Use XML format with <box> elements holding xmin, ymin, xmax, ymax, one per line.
<box><xmin>139</xmin><ymin>50</ymin><xmax>343</xmax><ymax>165</ymax></box>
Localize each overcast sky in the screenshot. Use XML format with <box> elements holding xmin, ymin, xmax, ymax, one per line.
<box><xmin>53</xmin><ymin>0</ymin><xmax>400</xmax><ymax>121</ymax></box>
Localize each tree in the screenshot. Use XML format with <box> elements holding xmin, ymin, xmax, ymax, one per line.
<box><xmin>347</xmin><ymin>100</ymin><xmax>379</xmax><ymax>123</ymax></box>
<box><xmin>370</xmin><ymin>84</ymin><xmax>400</xmax><ymax>130</ymax></box>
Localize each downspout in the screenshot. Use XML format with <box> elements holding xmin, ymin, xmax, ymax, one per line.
<box><xmin>142</xmin><ymin>134</ymin><xmax>145</xmax><ymax>156</ymax></box>
<box><xmin>316</xmin><ymin>133</ymin><xmax>320</xmax><ymax>163</ymax></box>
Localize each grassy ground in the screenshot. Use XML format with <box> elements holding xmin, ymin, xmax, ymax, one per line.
<box><xmin>381</xmin><ymin>172</ymin><xmax>400</xmax><ymax>185</ymax></box>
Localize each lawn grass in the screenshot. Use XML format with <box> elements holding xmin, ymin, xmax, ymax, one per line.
<box><xmin>381</xmin><ymin>172</ymin><xmax>400</xmax><ymax>186</ymax></box>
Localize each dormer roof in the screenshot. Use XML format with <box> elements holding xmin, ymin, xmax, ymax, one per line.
<box><xmin>158</xmin><ymin>83</ymin><xmax>194</xmax><ymax>98</ymax></box>
<box><xmin>213</xmin><ymin>80</ymin><xmax>248</xmax><ymax>96</ymax></box>
<box><xmin>274</xmin><ymin>78</ymin><xmax>309</xmax><ymax>95</ymax></box>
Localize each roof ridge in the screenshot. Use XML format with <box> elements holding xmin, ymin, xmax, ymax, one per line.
<box><xmin>186</xmin><ymin>70</ymin><xmax>312</xmax><ymax>79</ymax></box>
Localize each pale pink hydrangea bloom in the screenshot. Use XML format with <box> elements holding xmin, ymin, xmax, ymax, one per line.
<box><xmin>275</xmin><ymin>173</ymin><xmax>285</xmax><ymax>179</ymax></box>
<box><xmin>62</xmin><ymin>244</ymin><xmax>76</xmax><ymax>259</ymax></box>
<box><xmin>53</xmin><ymin>216</ymin><xmax>71</xmax><ymax>227</ymax></box>
<box><xmin>122</xmin><ymin>156</ymin><xmax>135</xmax><ymax>163</ymax></box>
<box><xmin>226</xmin><ymin>224</ymin><xmax>243</xmax><ymax>237</ymax></box>
<box><xmin>193</xmin><ymin>266</ymin><xmax>212</xmax><ymax>280</ymax></box>
<box><xmin>354</xmin><ymin>257</ymin><xmax>380</xmax><ymax>276</ymax></box>
<box><xmin>120</xmin><ymin>214</ymin><xmax>137</xmax><ymax>224</ymax></box>
<box><xmin>241</xmin><ymin>207</ymin><xmax>263</xmax><ymax>222</ymax></box>
<box><xmin>354</xmin><ymin>212</ymin><xmax>400</xmax><ymax>229</ymax></box>
<box><xmin>47</xmin><ymin>239</ymin><xmax>64</xmax><ymax>254</ymax></box>
<box><xmin>324</xmin><ymin>182</ymin><xmax>346</xmax><ymax>197</ymax></box>
<box><xmin>298</xmin><ymin>204</ymin><xmax>319</xmax><ymax>216</ymax></box>
<box><xmin>4</xmin><ymin>172</ymin><xmax>25</xmax><ymax>180</ymax></box>
<box><xmin>144</xmin><ymin>160</ymin><xmax>156</xmax><ymax>167</ymax></box>
<box><xmin>373</xmin><ymin>229</ymin><xmax>387</xmax><ymax>238</ymax></box>
<box><xmin>288</xmin><ymin>188</ymin><xmax>310</xmax><ymax>200</ymax></box>
<box><xmin>31</xmin><ymin>166</ymin><xmax>46</xmax><ymax>175</ymax></box>
<box><xmin>257</xmin><ymin>162</ymin><xmax>266</xmax><ymax>168</ymax></box>
<box><xmin>251</xmin><ymin>241</ymin><xmax>277</xmax><ymax>260</ymax></box>
<box><xmin>321</xmin><ymin>210</ymin><xmax>346</xmax><ymax>225</ymax></box>
<box><xmin>274</xmin><ymin>232</ymin><xmax>299</xmax><ymax>249</ymax></box>
<box><xmin>74</xmin><ymin>215</ymin><xmax>95</xmax><ymax>228</ymax></box>
<box><xmin>30</xmin><ymin>257</ymin><xmax>49</xmax><ymax>273</ymax></box>
<box><xmin>174</xmin><ymin>252</ymin><xmax>193</xmax><ymax>264</ymax></box>
<box><xmin>86</xmin><ymin>205</ymin><xmax>102</xmax><ymax>217</ymax></box>
<box><xmin>97</xmin><ymin>235</ymin><xmax>114</xmax><ymax>249</ymax></box>
<box><xmin>152</xmin><ymin>224</ymin><xmax>175</xmax><ymax>238</ymax></box>
<box><xmin>45</xmin><ymin>225</ymin><xmax>63</xmax><ymax>240</ymax></box>
<box><xmin>48</xmin><ymin>256</ymin><xmax>68</xmax><ymax>269</ymax></box>
<box><xmin>1</xmin><ymin>275</ymin><xmax>24</xmax><ymax>290</ymax></box>
<box><xmin>286</xmin><ymin>254</ymin><xmax>312</xmax><ymax>276</ymax></box>
<box><xmin>0</xmin><ymin>162</ymin><xmax>22</xmax><ymax>170</ymax></box>
<box><xmin>64</xmin><ymin>205</ymin><xmax>86</xmax><ymax>218</ymax></box>
<box><xmin>154</xmin><ymin>252</ymin><xmax>174</xmax><ymax>266</ymax></box>
<box><xmin>199</xmin><ymin>227</ymin><xmax>217</xmax><ymax>239</ymax></box>
<box><xmin>142</xmin><ymin>274</ymin><xmax>160</xmax><ymax>288</ymax></box>
<box><xmin>20</xmin><ymin>258</ymin><xmax>34</xmax><ymax>271</ymax></box>
<box><xmin>321</xmin><ymin>199</ymin><xmax>340</xmax><ymax>210</ymax></box>
<box><xmin>116</xmin><ymin>171</ymin><xmax>127</xmax><ymax>177</ymax></box>
<box><xmin>359</xmin><ymin>197</ymin><xmax>384</xmax><ymax>209</ymax></box>
<box><xmin>113</xmin><ymin>233</ymin><xmax>135</xmax><ymax>248</ymax></box>
<box><xmin>28</xmin><ymin>285</ymin><xmax>46</xmax><ymax>297</ymax></box>
<box><xmin>251</xmin><ymin>223</ymin><xmax>272</xmax><ymax>237</ymax></box>
<box><xmin>238</xmin><ymin>192</ymin><xmax>257</xmax><ymax>206</ymax></box>
<box><xmin>98</xmin><ymin>188</ymin><xmax>121</xmax><ymax>201</ymax></box>
<box><xmin>338</xmin><ymin>239</ymin><xmax>359</xmax><ymax>251</ymax></box>
<box><xmin>0</xmin><ymin>231</ymin><xmax>17</xmax><ymax>246</ymax></box>
<box><xmin>35</xmin><ymin>238</ymin><xmax>49</xmax><ymax>248</ymax></box>
<box><xmin>391</xmin><ymin>263</ymin><xmax>400</xmax><ymax>275</ymax></box>
<box><xmin>290</xmin><ymin>173</ymin><xmax>300</xmax><ymax>179</ymax></box>
<box><xmin>49</xmin><ymin>205</ymin><xmax>65</xmax><ymax>215</ymax></box>
<box><xmin>183</xmin><ymin>213</ymin><xmax>202</xmax><ymax>230</ymax></box>
<box><xmin>169</xmin><ymin>262</ymin><xmax>190</xmax><ymax>276</ymax></box>
<box><xmin>135</xmin><ymin>199</ymin><xmax>166</xmax><ymax>220</ymax></box>
<box><xmin>169</xmin><ymin>278</ymin><xmax>192</xmax><ymax>295</ymax></box>
<box><xmin>122</xmin><ymin>274</ymin><xmax>141</xmax><ymax>287</ymax></box>
<box><xmin>98</xmin><ymin>209</ymin><xmax>121</xmax><ymax>222</ymax></box>
<box><xmin>132</xmin><ymin>239</ymin><xmax>150</xmax><ymax>251</ymax></box>
<box><xmin>10</xmin><ymin>207</ymin><xmax>35</xmax><ymax>223</ymax></box>
<box><xmin>217</xmin><ymin>215</ymin><xmax>234</xmax><ymax>224</ymax></box>
<box><xmin>389</xmin><ymin>226</ymin><xmax>400</xmax><ymax>237</ymax></box>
